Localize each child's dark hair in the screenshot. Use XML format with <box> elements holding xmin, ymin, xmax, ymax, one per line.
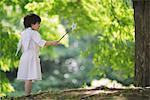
<box><xmin>23</xmin><ymin>14</ymin><xmax>41</xmax><ymax>28</ymax></box>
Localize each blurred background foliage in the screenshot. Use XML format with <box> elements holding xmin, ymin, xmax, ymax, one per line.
<box><xmin>0</xmin><ymin>0</ymin><xmax>134</xmax><ymax>97</ymax></box>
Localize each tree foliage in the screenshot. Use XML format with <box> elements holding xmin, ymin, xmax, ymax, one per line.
<box><xmin>85</xmin><ymin>0</ymin><xmax>134</xmax><ymax>82</ymax></box>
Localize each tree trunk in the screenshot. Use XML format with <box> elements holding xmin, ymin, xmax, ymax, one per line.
<box><xmin>133</xmin><ymin>0</ymin><xmax>150</xmax><ymax>87</ymax></box>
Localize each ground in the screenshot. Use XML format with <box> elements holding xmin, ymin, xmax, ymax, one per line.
<box><xmin>5</xmin><ymin>86</ymin><xmax>150</xmax><ymax>100</ymax></box>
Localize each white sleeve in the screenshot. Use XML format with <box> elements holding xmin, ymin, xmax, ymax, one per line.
<box><xmin>32</xmin><ymin>31</ymin><xmax>46</xmax><ymax>47</ymax></box>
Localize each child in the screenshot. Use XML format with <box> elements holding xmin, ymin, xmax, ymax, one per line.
<box><xmin>16</xmin><ymin>14</ymin><xmax>59</xmax><ymax>96</ymax></box>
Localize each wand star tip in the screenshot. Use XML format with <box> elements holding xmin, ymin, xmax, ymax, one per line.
<box><xmin>71</xmin><ymin>23</ymin><xmax>77</xmax><ymax>31</ymax></box>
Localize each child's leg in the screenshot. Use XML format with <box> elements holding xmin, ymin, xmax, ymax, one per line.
<box><xmin>25</xmin><ymin>80</ymin><xmax>32</xmax><ymax>95</ymax></box>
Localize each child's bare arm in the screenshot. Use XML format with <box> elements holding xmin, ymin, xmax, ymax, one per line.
<box><xmin>45</xmin><ymin>41</ymin><xmax>59</xmax><ymax>46</ymax></box>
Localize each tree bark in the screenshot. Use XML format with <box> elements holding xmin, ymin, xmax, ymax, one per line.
<box><xmin>133</xmin><ymin>0</ymin><xmax>150</xmax><ymax>87</ymax></box>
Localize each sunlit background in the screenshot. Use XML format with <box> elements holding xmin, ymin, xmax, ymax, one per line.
<box><xmin>0</xmin><ymin>0</ymin><xmax>134</xmax><ymax>97</ymax></box>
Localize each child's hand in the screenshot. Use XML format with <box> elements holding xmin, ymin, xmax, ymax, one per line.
<box><xmin>45</xmin><ymin>40</ymin><xmax>60</xmax><ymax>46</ymax></box>
<box><xmin>52</xmin><ymin>41</ymin><xmax>59</xmax><ymax>46</ymax></box>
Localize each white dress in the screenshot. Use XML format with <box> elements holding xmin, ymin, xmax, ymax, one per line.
<box><xmin>16</xmin><ymin>27</ymin><xmax>46</xmax><ymax>81</ymax></box>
